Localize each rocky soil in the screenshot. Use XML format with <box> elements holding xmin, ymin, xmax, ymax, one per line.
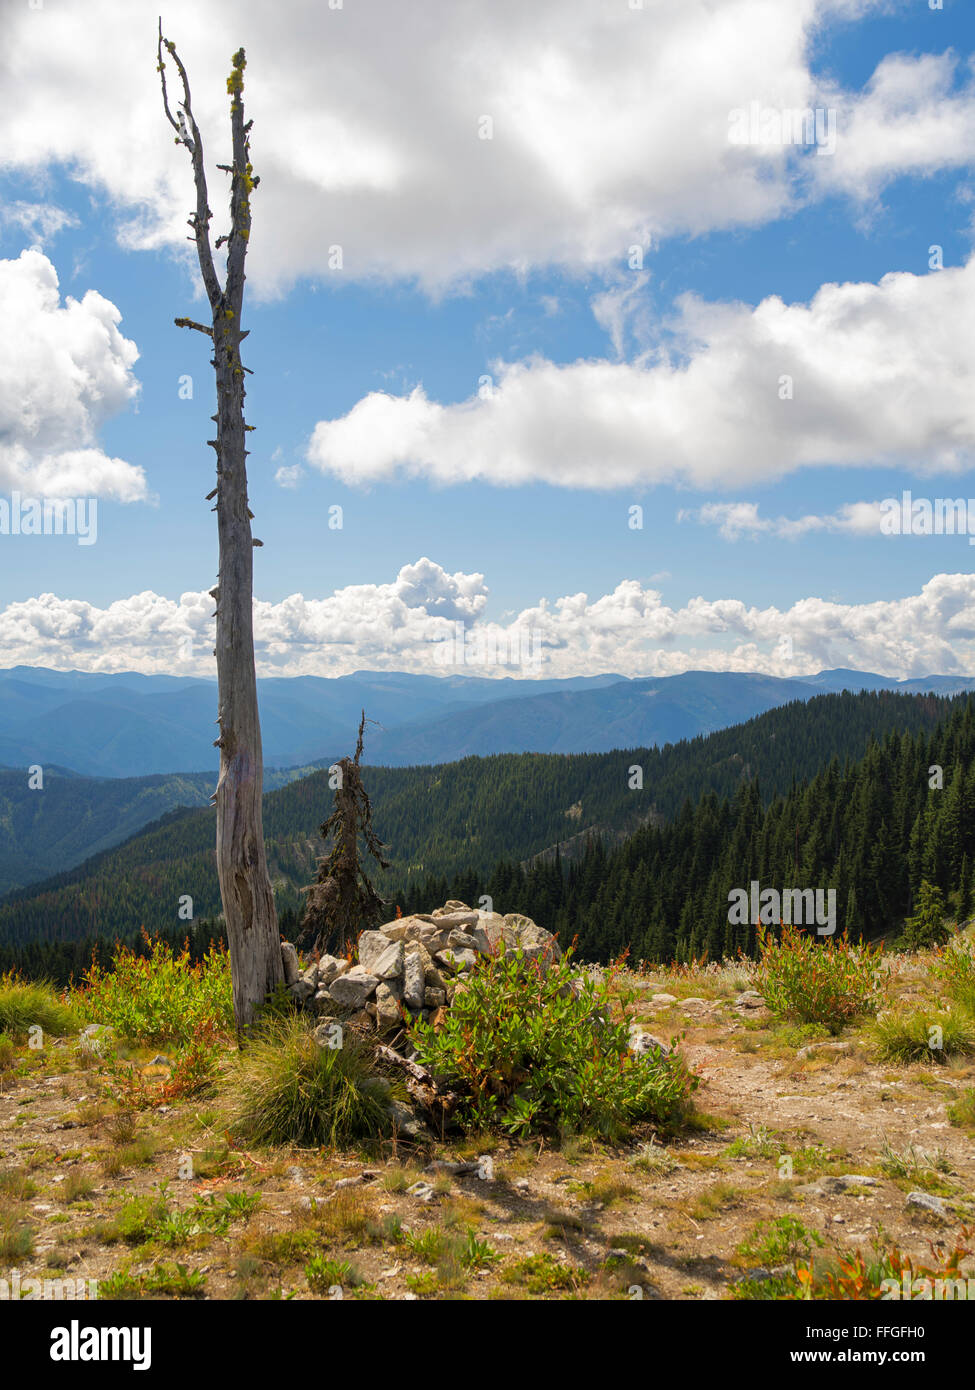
<box><xmin>1</xmin><ymin>946</ymin><xmax>972</xmax><ymax>1301</ymax></box>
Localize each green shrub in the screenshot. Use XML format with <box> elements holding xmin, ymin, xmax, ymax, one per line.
<box><xmin>873</xmin><ymin>1008</ymin><xmax>975</xmax><ymax>1064</ymax></box>
<box><xmin>931</xmin><ymin>937</ymin><xmax>975</xmax><ymax>1015</ymax></box>
<box><xmin>793</xmin><ymin>1228</ymin><xmax>973</xmax><ymax>1300</ymax></box>
<box><xmin>756</xmin><ymin>925</ymin><xmax>888</xmax><ymax>1033</ymax></box>
<box><xmin>0</xmin><ymin>973</ymin><xmax>79</xmax><ymax>1038</ymax></box>
<box><xmin>74</xmin><ymin>935</ymin><xmax>233</xmax><ymax>1045</ymax></box>
<box><xmin>409</xmin><ymin>946</ymin><xmax>697</xmax><ymax>1138</ymax></box>
<box><xmin>228</xmin><ymin>1015</ymin><xmax>392</xmax><ymax>1148</ymax></box>
<box><xmin>107</xmin><ymin>1020</ymin><xmax>222</xmax><ymax>1110</ymax></box>
<box><xmin>738</xmin><ymin>1215</ymin><xmax>824</xmax><ymax>1267</ymax></box>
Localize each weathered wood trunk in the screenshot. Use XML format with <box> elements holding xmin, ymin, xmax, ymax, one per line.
<box><xmin>212</xmin><ymin>313</ymin><xmax>282</xmax><ymax>1034</ymax></box>
<box><xmin>159</xmin><ymin>32</ymin><xmax>283</xmax><ymax>1034</ymax></box>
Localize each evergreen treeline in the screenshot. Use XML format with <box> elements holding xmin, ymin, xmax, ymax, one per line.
<box><xmin>0</xmin><ymin>690</ymin><xmax>963</xmax><ymax>973</ymax></box>
<box><xmin>0</xmin><ymin>917</ymin><xmax>227</xmax><ymax>989</ymax></box>
<box><xmin>397</xmin><ymin>698</ymin><xmax>975</xmax><ymax>963</ymax></box>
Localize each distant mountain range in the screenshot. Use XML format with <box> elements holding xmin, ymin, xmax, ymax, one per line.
<box><xmin>0</xmin><ymin>660</ymin><xmax>971</xmax><ymax>900</ymax></box>
<box><xmin>1</xmin><ymin>687</ymin><xmax>964</xmax><ymax>948</ymax></box>
<box><xmin>1</xmin><ymin>664</ymin><xmax>972</xmax><ymax>781</ymax></box>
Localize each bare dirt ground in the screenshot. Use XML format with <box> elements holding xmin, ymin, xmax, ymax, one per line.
<box><xmin>1</xmin><ymin>958</ymin><xmax>973</xmax><ymax>1301</ymax></box>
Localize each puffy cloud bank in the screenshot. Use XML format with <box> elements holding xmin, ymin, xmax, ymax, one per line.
<box><xmin>2</xmin><ymin>560</ymin><xmax>973</xmax><ymax>681</ymax></box>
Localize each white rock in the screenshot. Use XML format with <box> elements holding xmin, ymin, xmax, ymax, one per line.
<box><xmin>375</xmin><ymin>981</ymin><xmax>404</xmax><ymax>1032</ymax></box>
<box><xmin>436</xmin><ymin>948</ymin><xmax>478</xmax><ymax>974</ymax></box>
<box><xmin>328</xmin><ymin>966</ymin><xmax>380</xmax><ymax>1009</ymax></box>
<box><xmin>280</xmin><ymin>942</ymin><xmax>300</xmax><ymax>985</ymax></box>
<box><xmin>357</xmin><ymin>931</ymin><xmax>392</xmax><ymax>972</ymax></box>
<box><xmin>318</xmin><ymin>954</ymin><xmax>350</xmax><ymax>986</ymax></box>
<box><xmin>403</xmin><ymin>951</ymin><xmax>426</xmax><ymax>1010</ymax></box>
<box><xmin>371</xmin><ymin>940</ymin><xmax>405</xmax><ymax>980</ymax></box>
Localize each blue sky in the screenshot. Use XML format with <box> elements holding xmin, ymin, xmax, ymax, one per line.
<box><xmin>0</xmin><ymin>0</ymin><xmax>974</xmax><ymax>679</ymax></box>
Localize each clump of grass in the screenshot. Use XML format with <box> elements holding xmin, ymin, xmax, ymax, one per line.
<box><xmin>242</xmin><ymin>1227</ymin><xmax>317</xmax><ymax>1266</ymax></box>
<box><xmin>228</xmin><ymin>1016</ymin><xmax>392</xmax><ymax>1149</ymax></box>
<box><xmin>725</xmin><ymin>1123</ymin><xmax>780</xmax><ymax>1160</ymax></box>
<box><xmin>0</xmin><ymin>1216</ymin><xmax>35</xmax><ymax>1260</ymax></box>
<box><xmin>502</xmin><ymin>1251</ymin><xmax>589</xmax><ymax>1294</ymax></box>
<box><xmin>0</xmin><ymin>1168</ymin><xmax>36</xmax><ymax>1201</ymax></box>
<box><xmin>0</xmin><ymin>1036</ymin><xmax>16</xmax><ymax>1071</ymax></box>
<box><xmin>948</xmin><ymin>1088</ymin><xmax>975</xmax><ymax>1130</ymax></box>
<box><xmin>0</xmin><ymin>973</ymin><xmax>78</xmax><ymax>1038</ymax></box>
<box><xmin>99</xmin><ymin>1261</ymin><xmax>206</xmax><ymax>1299</ymax></box>
<box><xmin>104</xmin><ymin>1109</ymin><xmax>138</xmax><ymax>1146</ymax></box>
<box><xmin>381</xmin><ymin>1165</ymin><xmax>415</xmax><ymax>1194</ymax></box>
<box><xmin>402</xmin><ymin>1223</ymin><xmax>499</xmax><ymax>1293</ymax></box>
<box><xmin>101</xmin><ymin>1137</ymin><xmax>158</xmax><ymax>1177</ymax></box>
<box><xmin>567</xmin><ymin>1172</ymin><xmax>636</xmax><ymax>1207</ymax></box>
<box><xmin>686</xmin><ymin>1180</ymin><xmax>741</xmax><ymax>1221</ymax></box>
<box><xmin>97</xmin><ymin>1192</ymin><xmax>169</xmax><ymax>1246</ymax></box>
<box><xmin>60</xmin><ymin>1169</ymin><xmax>96</xmax><ymax>1204</ymax></box>
<box><xmin>366</xmin><ymin>1212</ymin><xmax>405</xmax><ymax>1246</ymax></box>
<box><xmin>629</xmin><ymin>1139</ymin><xmax>678</xmax><ymax>1175</ymax></box>
<box><xmin>879</xmin><ymin>1138</ymin><xmax>951</xmax><ymax>1188</ymax></box>
<box><xmin>873</xmin><ymin>1008</ymin><xmax>975</xmax><ymax>1064</ymax></box>
<box><xmin>305</xmin><ymin>1254</ymin><xmax>367</xmax><ymax>1294</ymax></box>
<box><xmin>540</xmin><ymin>1206</ymin><xmax>588</xmax><ymax>1239</ymax></box>
<box><xmin>757</xmin><ymin>925</ymin><xmax>888</xmax><ymax>1033</ymax></box>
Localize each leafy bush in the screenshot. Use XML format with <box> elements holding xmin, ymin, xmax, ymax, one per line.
<box><xmin>409</xmin><ymin>946</ymin><xmax>697</xmax><ymax>1138</ymax></box>
<box><xmin>756</xmin><ymin>925</ymin><xmax>888</xmax><ymax>1033</ymax></box>
<box><xmin>873</xmin><ymin>1008</ymin><xmax>975</xmax><ymax>1064</ymax></box>
<box><xmin>107</xmin><ymin>1020</ymin><xmax>223</xmax><ymax>1110</ymax></box>
<box><xmin>899</xmin><ymin>880</ymin><xmax>951</xmax><ymax>951</ymax></box>
<box><xmin>75</xmin><ymin>935</ymin><xmax>233</xmax><ymax>1045</ymax></box>
<box><xmin>931</xmin><ymin>936</ymin><xmax>975</xmax><ymax>1015</ymax></box>
<box><xmin>228</xmin><ymin>1015</ymin><xmax>392</xmax><ymax>1148</ymax></box>
<box><xmin>793</xmin><ymin>1228</ymin><xmax>973</xmax><ymax>1300</ymax></box>
<box><xmin>0</xmin><ymin>973</ymin><xmax>79</xmax><ymax>1038</ymax></box>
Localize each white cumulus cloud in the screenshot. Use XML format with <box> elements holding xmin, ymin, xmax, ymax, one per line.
<box><xmin>1</xmin><ymin>0</ymin><xmax>964</xmax><ymax>294</ymax></box>
<box><xmin>0</xmin><ymin>250</ymin><xmax>145</xmax><ymax>500</ymax></box>
<box><xmin>1</xmin><ymin>561</ymin><xmax>974</xmax><ymax>682</ymax></box>
<box><xmin>308</xmin><ymin>257</ymin><xmax>975</xmax><ymax>490</ymax></box>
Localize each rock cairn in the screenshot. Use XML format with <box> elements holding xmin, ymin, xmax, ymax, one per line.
<box><xmin>280</xmin><ymin>900</ymin><xmax>561</xmax><ymax>1037</ymax></box>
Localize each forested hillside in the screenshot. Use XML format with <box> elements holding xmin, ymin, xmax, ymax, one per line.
<box><xmin>0</xmin><ymin>763</ymin><xmax>325</xmax><ymax>895</ymax></box>
<box><xmin>0</xmin><ymin>690</ymin><xmax>957</xmax><ymax>961</ymax></box>
<box><xmin>408</xmin><ymin>698</ymin><xmax>975</xmax><ymax>964</ymax></box>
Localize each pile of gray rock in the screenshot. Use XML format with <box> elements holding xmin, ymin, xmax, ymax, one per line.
<box><xmin>280</xmin><ymin>901</ymin><xmax>561</xmax><ymax>1036</ymax></box>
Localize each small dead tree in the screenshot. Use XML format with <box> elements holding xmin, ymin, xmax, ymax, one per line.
<box><xmin>157</xmin><ymin>22</ymin><xmax>282</xmax><ymax>1033</ymax></box>
<box><xmin>300</xmin><ymin>713</ymin><xmax>390</xmax><ymax>956</ymax></box>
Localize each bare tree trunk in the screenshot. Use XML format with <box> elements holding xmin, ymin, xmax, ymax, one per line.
<box><xmin>158</xmin><ymin>25</ymin><xmax>282</xmax><ymax>1034</ymax></box>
